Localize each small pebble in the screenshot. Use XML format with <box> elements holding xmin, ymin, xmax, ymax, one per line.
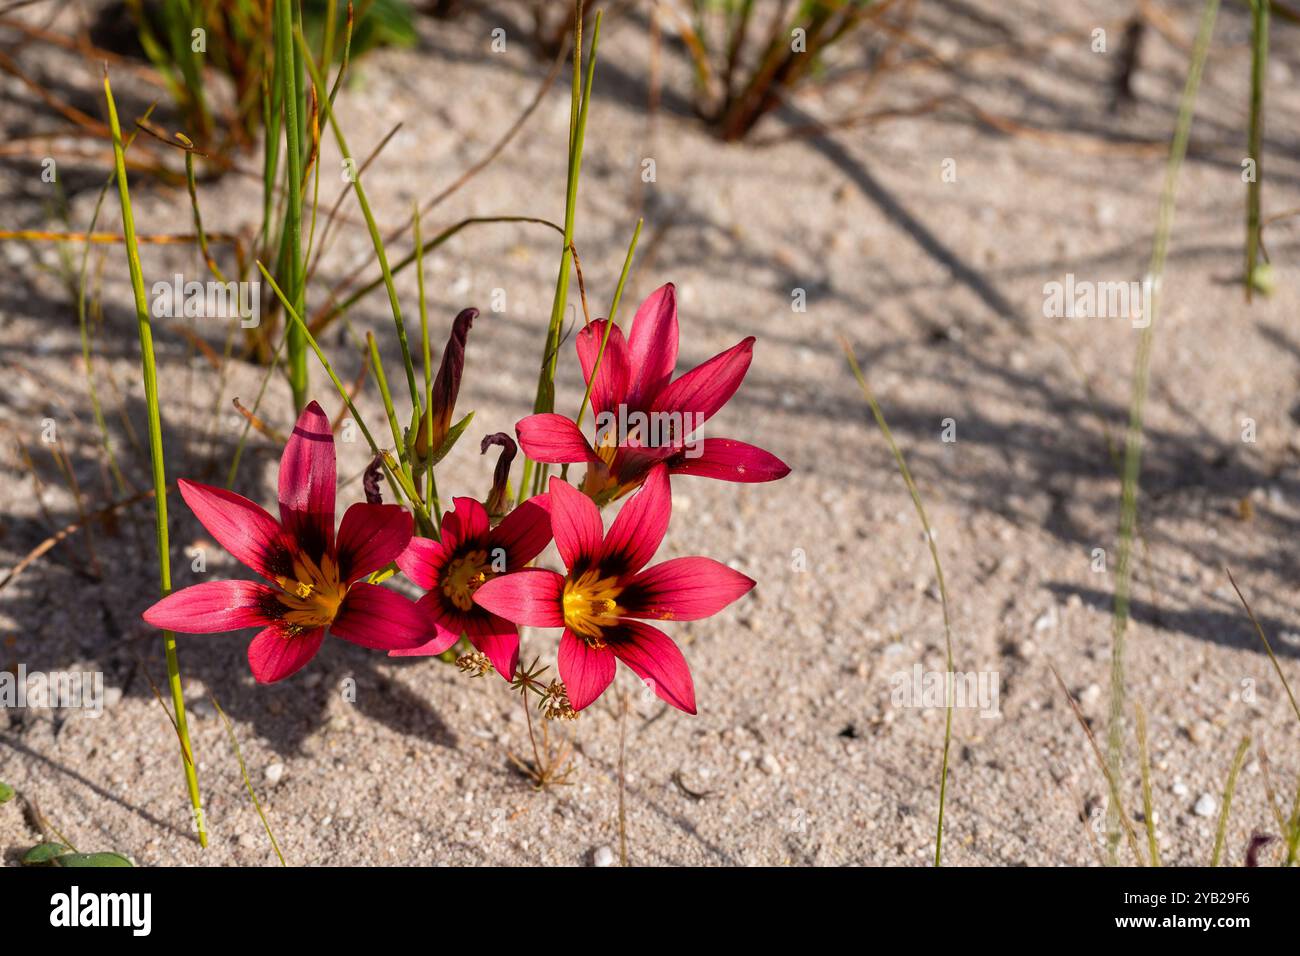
<box><xmin>264</xmin><ymin>762</ymin><xmax>285</xmax><ymax>784</ymax></box>
<box><xmin>1193</xmin><ymin>794</ymin><xmax>1217</xmax><ymax>817</ymax></box>
<box><xmin>592</xmin><ymin>846</ymin><xmax>615</xmax><ymax>867</ymax></box>
<box><xmin>760</xmin><ymin>754</ymin><xmax>781</xmax><ymax>776</ymax></box>
<box><xmin>1187</xmin><ymin>720</ymin><xmax>1213</xmax><ymax>746</ymax></box>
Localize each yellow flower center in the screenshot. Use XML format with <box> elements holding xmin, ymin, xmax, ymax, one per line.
<box><xmin>562</xmin><ymin>569</ymin><xmax>624</xmax><ymax>647</ymax></box>
<box><xmin>442</xmin><ymin>549</ymin><xmax>490</xmax><ymax>611</ymax></box>
<box><xmin>275</xmin><ymin>551</ymin><xmax>346</xmax><ymax>631</ymax></box>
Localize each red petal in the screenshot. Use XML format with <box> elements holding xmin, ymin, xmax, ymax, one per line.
<box><xmin>651</xmin><ymin>337</ymin><xmax>754</xmax><ymax>425</ymax></box>
<box><xmin>278</xmin><ymin>400</ymin><xmax>337</xmax><ymax>560</ymax></box>
<box><xmin>472</xmin><ymin>568</ymin><xmax>566</xmax><ymax>627</ymax></box>
<box><xmin>516</xmin><ymin>413</ymin><xmax>597</xmax><ymax>465</ymax></box>
<box><xmin>489</xmin><ymin>494</ymin><xmax>552</xmax><ymax>567</ymax></box>
<box><xmin>622</xmin><ymin>556</ymin><xmax>755</xmax><ymax>621</ymax></box>
<box><xmin>465</xmin><ymin>612</ymin><xmax>520</xmax><ymax>680</ymax></box>
<box><xmin>142</xmin><ymin>580</ymin><xmax>277</xmax><ymax>633</ymax></box>
<box><xmin>178</xmin><ymin>480</ymin><xmax>289</xmax><ymax>582</ymax></box>
<box><xmin>557</xmin><ymin>628</ymin><xmax>616</xmax><ymax>712</ymax></box>
<box><xmin>247</xmin><ymin>625</ymin><xmax>325</xmax><ymax>683</ymax></box>
<box><xmin>547</xmin><ymin>476</ymin><xmax>604</xmax><ymax>570</ymax></box>
<box><xmin>599</xmin><ymin>463</ymin><xmax>670</xmax><ymax>575</ymax></box>
<box><xmin>395</xmin><ymin>536</ymin><xmax>448</xmax><ymax>591</ymax></box>
<box><xmin>336</xmin><ymin>502</ymin><xmax>413</xmax><ymax>583</ymax></box>
<box><xmin>388</xmin><ymin>594</ymin><xmax>463</xmax><ymax>657</ymax></box>
<box><xmin>576</xmin><ymin>319</ymin><xmax>630</xmax><ymax>418</ymax></box>
<box><xmin>330</xmin><ymin>583</ymin><xmax>430</xmax><ymax>650</ymax></box>
<box><xmin>670</xmin><ymin>437</ymin><xmax>790</xmax><ymax>483</ymax></box>
<box><xmin>626</xmin><ymin>283</ymin><xmax>678</xmax><ymax>409</ymax></box>
<box><xmin>437</xmin><ymin>506</ymin><xmax>465</xmax><ymax>553</ymax></box>
<box><xmin>448</xmin><ymin>497</ymin><xmax>490</xmax><ymax>545</ymax></box>
<box><xmin>608</xmin><ymin>620</ymin><xmax>696</xmax><ymax>714</ymax></box>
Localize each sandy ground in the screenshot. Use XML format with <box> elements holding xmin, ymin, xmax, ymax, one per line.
<box><xmin>1</xmin><ymin>0</ymin><xmax>1299</xmax><ymax>866</ymax></box>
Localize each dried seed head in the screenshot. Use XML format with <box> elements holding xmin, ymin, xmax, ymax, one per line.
<box><xmin>455</xmin><ymin>651</ymin><xmax>493</xmax><ymax>678</ymax></box>
<box><xmin>540</xmin><ymin>680</ymin><xmax>578</xmax><ymax>721</ymax></box>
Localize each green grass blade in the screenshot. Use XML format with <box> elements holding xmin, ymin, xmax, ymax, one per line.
<box><xmin>1135</xmin><ymin>701</ymin><xmax>1161</xmax><ymax>866</ymax></box>
<box><xmin>413</xmin><ymin>205</ymin><xmax>441</xmax><ymax>525</ymax></box>
<box><xmin>1105</xmin><ymin>0</ymin><xmax>1218</xmax><ymax>864</ymax></box>
<box><xmin>520</xmin><ymin>6</ymin><xmax>601</xmax><ymax>501</ymax></box>
<box><xmin>841</xmin><ymin>340</ymin><xmax>956</xmax><ymax>867</ymax></box>
<box><xmin>104</xmin><ymin>69</ymin><xmax>206</xmax><ymax>847</ymax></box>
<box><xmin>1211</xmin><ymin>736</ymin><xmax>1251</xmax><ymax>866</ymax></box>
<box><xmin>1226</xmin><ymin>568</ymin><xmax>1300</xmax><ymax>725</ymax></box>
<box><xmin>1245</xmin><ymin>0</ymin><xmax>1268</xmax><ymax>301</ymax></box>
<box><xmin>211</xmin><ymin>693</ymin><xmax>286</xmax><ymax>865</ymax></box>
<box><xmin>275</xmin><ymin>0</ymin><xmax>308</xmax><ymax>411</ymax></box>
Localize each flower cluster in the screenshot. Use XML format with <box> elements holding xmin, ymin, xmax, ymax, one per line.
<box><xmin>143</xmin><ymin>283</ymin><xmax>788</xmax><ymax>714</ymax></box>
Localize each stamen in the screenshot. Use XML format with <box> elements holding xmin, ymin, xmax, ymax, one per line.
<box><xmin>562</xmin><ymin>569</ymin><xmax>624</xmax><ymax>645</ymax></box>
<box><xmin>274</xmin><ymin>549</ymin><xmax>345</xmax><ymax>628</ymax></box>
<box><xmin>442</xmin><ymin>548</ymin><xmax>490</xmax><ymax>612</ymax></box>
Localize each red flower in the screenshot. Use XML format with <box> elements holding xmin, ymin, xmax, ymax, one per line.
<box><xmin>142</xmin><ymin>401</ymin><xmax>428</xmax><ymax>683</ymax></box>
<box><xmin>390</xmin><ymin>494</ymin><xmax>553</xmax><ymax>680</ymax></box>
<box><xmin>472</xmin><ymin>465</ymin><xmax>754</xmax><ymax>714</ymax></box>
<box><xmin>516</xmin><ymin>283</ymin><xmax>790</xmax><ymax>500</ymax></box>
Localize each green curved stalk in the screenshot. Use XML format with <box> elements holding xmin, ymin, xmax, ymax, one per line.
<box><xmin>313</xmin><ymin>215</ymin><xmax>562</xmax><ymax>334</ymax></box>
<box><xmin>256</xmin><ymin>260</ymin><xmax>424</xmax><ymax>527</ymax></box>
<box><xmin>1106</xmin><ymin>0</ymin><xmax>1218</xmax><ymax>864</ymax></box>
<box><xmin>294</xmin><ymin>26</ymin><xmax>420</xmax><ymax>423</ymax></box>
<box><xmin>212</xmin><ymin>693</ymin><xmax>286</xmax><ymax>866</ymax></box>
<box><xmin>365</xmin><ymin>331</ymin><xmax>408</xmax><ymax>476</ymax></box>
<box><xmin>77</xmin><ymin>107</ymin><xmax>158</xmax><ymax>498</ymax></box>
<box><xmin>842</xmin><ymin>341</ymin><xmax>955</xmax><ymax>867</ymax></box>
<box><xmin>104</xmin><ymin>71</ymin><xmax>206</xmax><ymax>847</ymax></box>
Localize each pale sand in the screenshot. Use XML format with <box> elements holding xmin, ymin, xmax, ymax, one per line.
<box><xmin>1</xmin><ymin>1</ymin><xmax>1298</xmax><ymax>865</ymax></box>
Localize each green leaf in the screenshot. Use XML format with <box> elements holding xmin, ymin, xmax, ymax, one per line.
<box><xmin>22</xmin><ymin>842</ymin><xmax>71</xmax><ymax>865</ymax></box>
<box><xmin>428</xmin><ymin>411</ymin><xmax>474</xmax><ymax>467</ymax></box>
<box><xmin>0</xmin><ymin>781</ymin><xmax>13</xmax><ymax>803</ymax></box>
<box><xmin>56</xmin><ymin>852</ymin><xmax>134</xmax><ymax>868</ymax></box>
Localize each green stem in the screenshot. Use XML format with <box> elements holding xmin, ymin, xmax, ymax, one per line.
<box><xmin>521</xmin><ymin>6</ymin><xmax>601</xmax><ymax>502</ymax></box>
<box><xmin>104</xmin><ymin>70</ymin><xmax>206</xmax><ymax>847</ymax></box>
<box><xmin>575</xmin><ymin>218</ymin><xmax>641</xmax><ymax>433</ymax></box>
<box><xmin>414</xmin><ymin>206</ymin><xmax>442</xmax><ymax>527</ymax></box>
<box><xmin>275</xmin><ymin>0</ymin><xmax>308</xmax><ymax>411</ymax></box>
